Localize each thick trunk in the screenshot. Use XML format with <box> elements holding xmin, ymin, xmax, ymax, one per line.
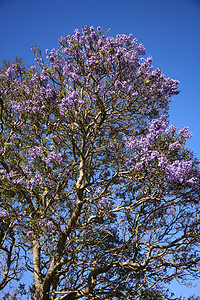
<box><xmin>33</xmin><ymin>156</ymin><xmax>86</xmax><ymax>300</ymax></box>
<box><xmin>33</xmin><ymin>192</ymin><xmax>85</xmax><ymax>300</ymax></box>
<box><xmin>32</xmin><ymin>239</ymin><xmax>46</xmax><ymax>300</ymax></box>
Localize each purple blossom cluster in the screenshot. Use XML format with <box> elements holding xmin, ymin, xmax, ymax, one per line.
<box><xmin>46</xmin><ymin>221</ymin><xmax>55</xmax><ymax>230</ymax></box>
<box><xmin>26</xmin><ymin>231</ymin><xmax>34</xmax><ymax>237</ymax></box>
<box><xmin>42</xmin><ymin>150</ymin><xmax>63</xmax><ymax>167</ymax></box>
<box><xmin>0</xmin><ymin>169</ymin><xmax>23</xmax><ymax>184</ymax></box>
<box><xmin>94</xmin><ymin>187</ymin><xmax>102</xmax><ymax>196</ymax></box>
<box><xmin>148</xmin><ymin>114</ymin><xmax>168</xmax><ymax>138</ymax></box>
<box><xmin>169</xmin><ymin>141</ymin><xmax>181</xmax><ymax>151</ymax></box>
<box><xmin>0</xmin><ymin>26</ymin><xmax>180</xmax><ymax>131</ymax></box>
<box><xmin>166</xmin><ymin>160</ymin><xmax>198</xmax><ymax>184</ymax></box>
<box><xmin>59</xmin><ymin>91</ymin><xmax>84</xmax><ymax>114</ymax></box>
<box><xmin>0</xmin><ymin>209</ymin><xmax>8</xmax><ymax>217</ymax></box>
<box><xmin>29</xmin><ymin>147</ymin><xmax>42</xmax><ymax>160</ymax></box>
<box><xmin>46</xmin><ymin>84</ymin><xmax>57</xmax><ymax>101</ymax></box>
<box><xmin>0</xmin><ymin>62</ymin><xmax>59</xmax><ymax>117</ymax></box>
<box><xmin>125</xmin><ymin>115</ymin><xmax>199</xmax><ymax>185</ymax></box>
<box><xmin>28</xmin><ymin>147</ymin><xmax>63</xmax><ymax>167</ymax></box>
<box><xmin>55</xmin><ymin>26</ymin><xmax>179</xmax><ymax>116</ymax></box>
<box><xmin>46</xmin><ymin>48</ymin><xmax>64</xmax><ymax>71</ymax></box>
<box><xmin>125</xmin><ymin>115</ymin><xmax>168</xmax><ymax>153</ymax></box>
<box><xmin>97</xmin><ymin>197</ymin><xmax>111</xmax><ymax>210</ymax></box>
<box><xmin>25</xmin><ymin>173</ymin><xmax>43</xmax><ymax>186</ymax></box>
<box><xmin>39</xmin><ymin>220</ymin><xmax>55</xmax><ymax>231</ymax></box>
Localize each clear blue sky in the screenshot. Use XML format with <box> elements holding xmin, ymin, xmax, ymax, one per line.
<box><xmin>0</xmin><ymin>0</ymin><xmax>200</xmax><ymax>298</ymax></box>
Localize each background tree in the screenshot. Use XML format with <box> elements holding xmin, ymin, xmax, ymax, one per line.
<box><xmin>0</xmin><ymin>26</ymin><xmax>199</xmax><ymax>300</ymax></box>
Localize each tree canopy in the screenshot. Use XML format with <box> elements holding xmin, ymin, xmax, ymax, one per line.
<box><xmin>0</xmin><ymin>26</ymin><xmax>200</xmax><ymax>300</ymax></box>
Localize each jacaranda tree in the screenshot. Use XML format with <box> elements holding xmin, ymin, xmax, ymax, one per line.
<box><xmin>0</xmin><ymin>26</ymin><xmax>199</xmax><ymax>300</ymax></box>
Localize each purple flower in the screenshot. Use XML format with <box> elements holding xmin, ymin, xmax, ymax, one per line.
<box><xmin>95</xmin><ymin>187</ymin><xmax>102</xmax><ymax>195</ymax></box>
<box><xmin>46</xmin><ymin>48</ymin><xmax>64</xmax><ymax>70</ymax></box>
<box><xmin>7</xmin><ymin>170</ymin><xmax>16</xmax><ymax>179</ymax></box>
<box><xmin>63</xmin><ymin>62</ymin><xmax>73</xmax><ymax>75</ymax></box>
<box><xmin>70</xmin><ymin>72</ymin><xmax>79</xmax><ymax>81</ymax></box>
<box><xmin>47</xmin><ymin>221</ymin><xmax>55</xmax><ymax>230</ymax></box>
<box><xmin>135</xmin><ymin>162</ymin><xmax>143</xmax><ymax>170</ymax></box>
<box><xmin>125</xmin><ymin>158</ymin><xmax>132</xmax><ymax>166</ymax></box>
<box><xmin>29</xmin><ymin>147</ymin><xmax>42</xmax><ymax>160</ymax></box>
<box><xmin>46</xmin><ymin>85</ymin><xmax>57</xmax><ymax>100</ymax></box>
<box><xmin>42</xmin><ymin>151</ymin><xmax>63</xmax><ymax>167</ymax></box>
<box><xmin>74</xmin><ymin>28</ymin><xmax>80</xmax><ymax>39</ymax></box>
<box><xmin>166</xmin><ymin>160</ymin><xmax>194</xmax><ymax>183</ymax></box>
<box><xmin>101</xmin><ymin>197</ymin><xmax>107</xmax><ymax>203</ymax></box>
<box><xmin>59</xmin><ymin>91</ymin><xmax>84</xmax><ymax>113</ymax></box>
<box><xmin>40</xmin><ymin>69</ymin><xmax>49</xmax><ymax>82</ymax></box>
<box><xmin>125</xmin><ymin>136</ymin><xmax>138</xmax><ymax>149</ymax></box>
<box><xmin>187</xmin><ymin>177</ymin><xmax>199</xmax><ymax>184</ymax></box>
<box><xmin>0</xmin><ymin>209</ymin><xmax>8</xmax><ymax>217</ymax></box>
<box><xmin>150</xmin><ymin>151</ymin><xmax>159</xmax><ymax>161</ymax></box>
<box><xmin>178</xmin><ymin>127</ymin><xmax>192</xmax><ymax>140</ymax></box>
<box><xmin>169</xmin><ymin>141</ymin><xmax>181</xmax><ymax>151</ymax></box>
<box><xmin>136</xmin><ymin>43</ymin><xmax>146</xmax><ymax>55</ymax></box>
<box><xmin>26</xmin><ymin>231</ymin><xmax>34</xmax><ymax>237</ymax></box>
<box><xmin>158</xmin><ymin>154</ymin><xmax>168</xmax><ymax>169</ymax></box>
<box><xmin>148</xmin><ymin>115</ymin><xmax>168</xmax><ymax>137</ymax></box>
<box><xmin>114</xmin><ymin>80</ymin><xmax>122</xmax><ymax>89</ymax></box>
<box><xmin>12</xmin><ymin>178</ymin><xmax>23</xmax><ymax>184</ymax></box>
<box><xmin>98</xmin><ymin>197</ymin><xmax>111</xmax><ymax>210</ymax></box>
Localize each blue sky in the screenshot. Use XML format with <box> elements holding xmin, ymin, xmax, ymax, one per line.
<box><xmin>0</xmin><ymin>0</ymin><xmax>200</xmax><ymax>297</ymax></box>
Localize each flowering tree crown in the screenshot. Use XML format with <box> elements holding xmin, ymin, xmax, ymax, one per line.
<box><xmin>0</xmin><ymin>26</ymin><xmax>199</xmax><ymax>300</ymax></box>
